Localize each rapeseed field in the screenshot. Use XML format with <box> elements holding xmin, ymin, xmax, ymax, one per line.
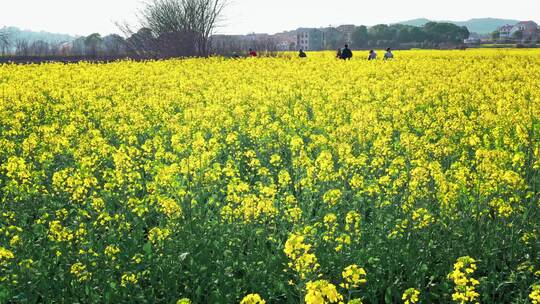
<box><xmin>0</xmin><ymin>49</ymin><xmax>539</xmax><ymax>303</ymax></box>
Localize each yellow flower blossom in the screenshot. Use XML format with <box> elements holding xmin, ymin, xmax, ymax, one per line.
<box><xmin>305</xmin><ymin>280</ymin><xmax>343</xmax><ymax>304</ymax></box>
<box><xmin>402</xmin><ymin>288</ymin><xmax>420</xmax><ymax>304</ymax></box>
<box><xmin>530</xmin><ymin>285</ymin><xmax>540</xmax><ymax>304</ymax></box>
<box><xmin>284</xmin><ymin>233</ymin><xmax>320</xmax><ymax>279</ymax></box>
<box><xmin>148</xmin><ymin>227</ymin><xmax>171</xmax><ymax>244</ymax></box>
<box><xmin>240</xmin><ymin>293</ymin><xmax>266</xmax><ymax>304</ymax></box>
<box><xmin>70</xmin><ymin>262</ymin><xmax>91</xmax><ymax>282</ymax></box>
<box><xmin>448</xmin><ymin>256</ymin><xmax>480</xmax><ymax>303</ymax></box>
<box><xmin>341</xmin><ymin>264</ymin><xmax>367</xmax><ymax>289</ymax></box>
<box><xmin>0</xmin><ymin>247</ymin><xmax>15</xmax><ymax>265</ymax></box>
<box><xmin>104</xmin><ymin>245</ymin><xmax>120</xmax><ymax>260</ymax></box>
<box><xmin>121</xmin><ymin>272</ymin><xmax>138</xmax><ymax>287</ymax></box>
<box><xmin>323</xmin><ymin>189</ymin><xmax>342</xmax><ymax>206</ymax></box>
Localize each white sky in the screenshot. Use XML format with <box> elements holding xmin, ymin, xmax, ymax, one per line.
<box><xmin>1</xmin><ymin>0</ymin><xmax>539</xmax><ymax>36</ymax></box>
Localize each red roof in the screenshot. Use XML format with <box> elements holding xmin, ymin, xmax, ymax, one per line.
<box><xmin>515</xmin><ymin>21</ymin><xmax>538</xmax><ymax>28</ymax></box>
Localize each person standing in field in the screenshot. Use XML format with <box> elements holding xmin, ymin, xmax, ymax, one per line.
<box><xmin>248</xmin><ymin>48</ymin><xmax>257</xmax><ymax>57</ymax></box>
<box><xmin>299</xmin><ymin>49</ymin><xmax>307</xmax><ymax>58</ymax></box>
<box><xmin>384</xmin><ymin>48</ymin><xmax>394</xmax><ymax>60</ymax></box>
<box><xmin>336</xmin><ymin>48</ymin><xmax>342</xmax><ymax>59</ymax></box>
<box><xmin>368</xmin><ymin>50</ymin><xmax>377</xmax><ymax>60</ymax></box>
<box><xmin>341</xmin><ymin>44</ymin><xmax>353</xmax><ymax>60</ymax></box>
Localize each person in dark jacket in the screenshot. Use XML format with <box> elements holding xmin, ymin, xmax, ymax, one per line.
<box><xmin>299</xmin><ymin>49</ymin><xmax>307</xmax><ymax>58</ymax></box>
<box><xmin>341</xmin><ymin>44</ymin><xmax>353</xmax><ymax>60</ymax></box>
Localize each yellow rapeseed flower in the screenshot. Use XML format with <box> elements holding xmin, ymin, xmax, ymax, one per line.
<box><xmin>402</xmin><ymin>288</ymin><xmax>420</xmax><ymax>304</ymax></box>
<box><xmin>305</xmin><ymin>280</ymin><xmax>343</xmax><ymax>304</ymax></box>
<box><xmin>341</xmin><ymin>264</ymin><xmax>367</xmax><ymax>289</ymax></box>
<box><xmin>240</xmin><ymin>293</ymin><xmax>266</xmax><ymax>304</ymax></box>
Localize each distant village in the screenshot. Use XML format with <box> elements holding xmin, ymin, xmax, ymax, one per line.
<box><xmin>215</xmin><ymin>20</ymin><xmax>540</xmax><ymax>53</ymax></box>
<box><xmin>465</xmin><ymin>21</ymin><xmax>540</xmax><ymax>45</ymax></box>
<box><xmin>212</xmin><ymin>25</ymin><xmax>357</xmax><ymax>53</ymax></box>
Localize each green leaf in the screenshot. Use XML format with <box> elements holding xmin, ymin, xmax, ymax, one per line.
<box><xmin>385</xmin><ymin>286</ymin><xmax>393</xmax><ymax>304</ymax></box>
<box><xmin>179</xmin><ymin>252</ymin><xmax>189</xmax><ymax>261</ymax></box>
<box><xmin>143</xmin><ymin>242</ymin><xmax>153</xmax><ymax>255</ymax></box>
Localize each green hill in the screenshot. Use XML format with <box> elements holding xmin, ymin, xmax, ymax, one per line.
<box><xmin>396</xmin><ymin>18</ymin><xmax>432</xmax><ymax>27</ymax></box>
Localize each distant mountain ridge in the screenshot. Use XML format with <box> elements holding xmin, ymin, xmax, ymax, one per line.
<box><xmin>396</xmin><ymin>18</ymin><xmax>521</xmax><ymax>34</ymax></box>
<box><xmin>0</xmin><ymin>26</ymin><xmax>77</xmax><ymax>44</ymax></box>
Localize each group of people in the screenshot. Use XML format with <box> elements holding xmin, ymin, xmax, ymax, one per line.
<box><xmin>335</xmin><ymin>45</ymin><xmax>354</xmax><ymax>60</ymax></box>
<box><xmin>297</xmin><ymin>45</ymin><xmax>394</xmax><ymax>60</ymax></box>
<box><xmin>231</xmin><ymin>49</ymin><xmax>258</xmax><ymax>58</ymax></box>
<box><xmin>236</xmin><ymin>45</ymin><xmax>395</xmax><ymax>60</ymax></box>
<box><xmin>366</xmin><ymin>48</ymin><xmax>394</xmax><ymax>60</ymax></box>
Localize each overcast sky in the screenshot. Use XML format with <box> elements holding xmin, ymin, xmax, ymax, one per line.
<box><xmin>1</xmin><ymin>0</ymin><xmax>539</xmax><ymax>36</ymax></box>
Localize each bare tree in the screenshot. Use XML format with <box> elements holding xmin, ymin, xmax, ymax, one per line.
<box><xmin>0</xmin><ymin>29</ymin><xmax>12</xmax><ymax>56</ymax></box>
<box><xmin>139</xmin><ymin>0</ymin><xmax>227</xmax><ymax>57</ymax></box>
<box><xmin>182</xmin><ymin>0</ymin><xmax>227</xmax><ymax>56</ymax></box>
<box><xmin>15</xmin><ymin>39</ymin><xmax>29</xmax><ymax>56</ymax></box>
<box><xmin>29</xmin><ymin>40</ymin><xmax>50</xmax><ymax>57</ymax></box>
<box><xmin>49</xmin><ymin>42</ymin><xmax>64</xmax><ymax>57</ymax></box>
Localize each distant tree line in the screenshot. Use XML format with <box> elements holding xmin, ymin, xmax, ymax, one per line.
<box><xmin>0</xmin><ymin>30</ymin><xmax>144</xmax><ymax>58</ymax></box>
<box><xmin>0</xmin><ymin>0</ymin><xmax>226</xmax><ymax>61</ymax></box>
<box><xmin>348</xmin><ymin>22</ymin><xmax>470</xmax><ymax>49</ymax></box>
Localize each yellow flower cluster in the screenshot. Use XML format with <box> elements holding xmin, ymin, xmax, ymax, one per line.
<box><xmin>156</xmin><ymin>196</ymin><xmax>182</xmax><ymax>218</ymax></box>
<box><xmin>320</xmin><ymin>211</ymin><xmax>360</xmax><ymax>252</ymax></box>
<box><xmin>411</xmin><ymin>208</ymin><xmax>434</xmax><ymax>229</ymax></box>
<box><xmin>284</xmin><ymin>233</ymin><xmax>320</xmax><ymax>279</ymax></box>
<box><xmin>104</xmin><ymin>245</ymin><xmax>120</xmax><ymax>260</ymax></box>
<box><xmin>148</xmin><ymin>227</ymin><xmax>171</xmax><ymax>244</ymax></box>
<box><xmin>448</xmin><ymin>256</ymin><xmax>480</xmax><ymax>303</ymax></box>
<box><xmin>121</xmin><ymin>272</ymin><xmax>138</xmax><ymax>287</ymax></box>
<box><xmin>340</xmin><ymin>264</ymin><xmax>367</xmax><ymax>289</ymax></box>
<box><xmin>70</xmin><ymin>262</ymin><xmax>91</xmax><ymax>282</ymax></box>
<box><xmin>0</xmin><ymin>247</ymin><xmax>15</xmax><ymax>265</ymax></box>
<box><xmin>240</xmin><ymin>293</ymin><xmax>266</xmax><ymax>304</ymax></box>
<box><xmin>531</xmin><ymin>285</ymin><xmax>540</xmax><ymax>304</ymax></box>
<box><xmin>305</xmin><ymin>280</ymin><xmax>343</xmax><ymax>304</ymax></box>
<box><xmin>344</xmin><ymin>211</ymin><xmax>361</xmax><ymax>236</ymax></box>
<box><xmin>402</xmin><ymin>288</ymin><xmax>420</xmax><ymax>304</ymax></box>
<box><xmin>323</xmin><ymin>189</ymin><xmax>342</xmax><ymax>206</ymax></box>
<box><xmin>47</xmin><ymin>221</ymin><xmax>74</xmax><ymax>242</ymax></box>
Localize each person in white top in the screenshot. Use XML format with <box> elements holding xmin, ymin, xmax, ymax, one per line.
<box><xmin>384</xmin><ymin>48</ymin><xmax>394</xmax><ymax>60</ymax></box>
<box><xmin>368</xmin><ymin>50</ymin><xmax>377</xmax><ymax>60</ymax></box>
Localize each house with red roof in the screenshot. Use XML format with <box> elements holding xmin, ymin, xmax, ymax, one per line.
<box><xmin>498</xmin><ymin>21</ymin><xmax>538</xmax><ymax>41</ymax></box>
<box><xmin>510</xmin><ymin>21</ymin><xmax>539</xmax><ymax>40</ymax></box>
